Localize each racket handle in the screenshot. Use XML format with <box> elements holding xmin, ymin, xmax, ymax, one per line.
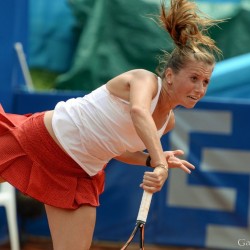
<box><xmin>136</xmin><ymin>165</ymin><xmax>167</xmax><ymax>223</ymax></box>
<box><xmin>136</xmin><ymin>190</ymin><xmax>153</xmax><ymax>223</ymax></box>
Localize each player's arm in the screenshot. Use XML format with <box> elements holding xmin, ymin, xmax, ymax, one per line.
<box><xmin>114</xmin><ymin>149</ymin><xmax>195</xmax><ymax>174</ymax></box>
<box><xmin>161</xmin><ymin>112</ymin><xmax>195</xmax><ymax>173</ymax></box>
<box><xmin>128</xmin><ymin>70</ymin><xmax>168</xmax><ymax>168</ymax></box>
<box><xmin>114</xmin><ymin>151</ymin><xmax>148</xmax><ymax>166</ymax></box>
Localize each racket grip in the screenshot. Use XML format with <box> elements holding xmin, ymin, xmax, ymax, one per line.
<box><xmin>136</xmin><ymin>165</ymin><xmax>167</xmax><ymax>223</ymax></box>
<box><xmin>136</xmin><ymin>190</ymin><xmax>153</xmax><ymax>223</ymax></box>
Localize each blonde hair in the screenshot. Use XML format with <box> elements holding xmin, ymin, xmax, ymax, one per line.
<box><xmin>156</xmin><ymin>0</ymin><xmax>223</xmax><ymax>77</ymax></box>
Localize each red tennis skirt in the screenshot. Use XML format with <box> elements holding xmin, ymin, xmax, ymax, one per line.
<box><xmin>0</xmin><ymin>104</ymin><xmax>105</xmax><ymax>209</ymax></box>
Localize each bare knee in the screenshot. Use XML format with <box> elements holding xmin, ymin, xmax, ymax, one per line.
<box><xmin>45</xmin><ymin>204</ymin><xmax>96</xmax><ymax>250</ymax></box>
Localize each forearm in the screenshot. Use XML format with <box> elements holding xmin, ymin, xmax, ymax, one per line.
<box><xmin>130</xmin><ymin>108</ymin><xmax>167</xmax><ymax>167</ymax></box>
<box><xmin>114</xmin><ymin>151</ymin><xmax>149</xmax><ymax>166</ymax></box>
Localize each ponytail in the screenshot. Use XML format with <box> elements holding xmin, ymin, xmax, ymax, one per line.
<box><xmin>156</xmin><ymin>0</ymin><xmax>223</xmax><ymax>77</ymax></box>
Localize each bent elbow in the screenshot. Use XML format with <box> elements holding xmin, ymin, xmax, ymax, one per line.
<box><xmin>130</xmin><ymin>105</ymin><xmax>149</xmax><ymax>120</ymax></box>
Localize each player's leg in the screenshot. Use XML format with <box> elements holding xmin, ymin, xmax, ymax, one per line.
<box><xmin>45</xmin><ymin>204</ymin><xmax>96</xmax><ymax>250</ymax></box>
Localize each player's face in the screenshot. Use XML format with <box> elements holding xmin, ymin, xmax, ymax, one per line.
<box><xmin>169</xmin><ymin>60</ymin><xmax>214</xmax><ymax>108</ymax></box>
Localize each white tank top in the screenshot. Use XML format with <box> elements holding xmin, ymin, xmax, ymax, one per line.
<box><xmin>52</xmin><ymin>77</ymin><xmax>171</xmax><ymax>176</ymax></box>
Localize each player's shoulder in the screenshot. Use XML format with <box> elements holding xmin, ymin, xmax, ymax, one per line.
<box><xmin>108</xmin><ymin>69</ymin><xmax>158</xmax><ymax>91</ymax></box>
<box><xmin>126</xmin><ymin>69</ymin><xmax>157</xmax><ymax>79</ymax></box>
<box><xmin>122</xmin><ymin>69</ymin><xmax>159</xmax><ymax>89</ymax></box>
<box><xmin>112</xmin><ymin>69</ymin><xmax>157</xmax><ymax>82</ymax></box>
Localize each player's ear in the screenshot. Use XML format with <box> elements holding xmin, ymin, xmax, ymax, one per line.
<box><xmin>164</xmin><ymin>67</ymin><xmax>173</xmax><ymax>82</ymax></box>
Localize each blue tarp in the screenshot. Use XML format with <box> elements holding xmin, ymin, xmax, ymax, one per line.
<box><xmin>28</xmin><ymin>0</ymin><xmax>77</xmax><ymax>72</ymax></box>
<box><xmin>27</xmin><ymin>0</ymin><xmax>250</xmax><ymax>91</ymax></box>
<box><xmin>207</xmin><ymin>53</ymin><xmax>250</xmax><ymax>99</ymax></box>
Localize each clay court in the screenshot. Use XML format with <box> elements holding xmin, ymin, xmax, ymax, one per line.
<box><xmin>1</xmin><ymin>237</ymin><xmax>210</xmax><ymax>250</ymax></box>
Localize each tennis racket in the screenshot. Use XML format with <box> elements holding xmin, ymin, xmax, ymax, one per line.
<box><xmin>120</xmin><ymin>170</ymin><xmax>156</xmax><ymax>249</ymax></box>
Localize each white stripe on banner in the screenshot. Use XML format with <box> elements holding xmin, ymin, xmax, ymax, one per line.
<box><xmin>201</xmin><ymin>149</ymin><xmax>250</xmax><ymax>174</ymax></box>
<box><xmin>206</xmin><ymin>223</ymin><xmax>250</xmax><ymax>249</ymax></box>
<box><xmin>200</xmin><ymin>125</ymin><xmax>250</xmax><ymax>249</ymax></box>
<box><xmin>168</xmin><ymin>109</ymin><xmax>235</xmax><ymax>211</ymax></box>
<box><xmin>206</xmin><ymin>179</ymin><xmax>250</xmax><ymax>249</ymax></box>
<box><xmin>168</xmin><ymin>170</ymin><xmax>236</xmax><ymax>211</ymax></box>
<box><xmin>168</xmin><ymin>108</ymin><xmax>250</xmax><ymax>249</ymax></box>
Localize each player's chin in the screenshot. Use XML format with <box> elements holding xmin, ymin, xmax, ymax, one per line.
<box><xmin>182</xmin><ymin>103</ymin><xmax>197</xmax><ymax>109</ymax></box>
<box><xmin>185</xmin><ymin>99</ymin><xmax>200</xmax><ymax>108</ymax></box>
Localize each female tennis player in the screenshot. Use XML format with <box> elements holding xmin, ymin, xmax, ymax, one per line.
<box><xmin>0</xmin><ymin>0</ymin><xmax>222</xmax><ymax>249</ymax></box>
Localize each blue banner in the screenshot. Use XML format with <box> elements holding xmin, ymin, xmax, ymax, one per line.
<box><xmin>0</xmin><ymin>92</ymin><xmax>250</xmax><ymax>249</ymax></box>
<box><xmin>95</xmin><ymin>98</ymin><xmax>250</xmax><ymax>249</ymax></box>
<box><xmin>0</xmin><ymin>0</ymin><xmax>28</xmax><ymax>111</ymax></box>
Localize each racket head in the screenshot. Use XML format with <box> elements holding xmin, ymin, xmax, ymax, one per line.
<box><xmin>120</xmin><ymin>221</ymin><xmax>145</xmax><ymax>250</ymax></box>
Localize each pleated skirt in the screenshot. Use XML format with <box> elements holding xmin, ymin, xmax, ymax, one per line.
<box><xmin>0</xmin><ymin>105</ymin><xmax>105</xmax><ymax>209</ymax></box>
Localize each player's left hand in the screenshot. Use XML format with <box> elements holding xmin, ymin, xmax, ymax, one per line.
<box><xmin>164</xmin><ymin>150</ymin><xmax>195</xmax><ymax>174</ymax></box>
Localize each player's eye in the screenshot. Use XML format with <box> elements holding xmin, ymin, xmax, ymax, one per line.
<box><xmin>190</xmin><ymin>76</ymin><xmax>197</xmax><ymax>82</ymax></box>
<box><xmin>203</xmin><ymin>80</ymin><xmax>209</xmax><ymax>87</ymax></box>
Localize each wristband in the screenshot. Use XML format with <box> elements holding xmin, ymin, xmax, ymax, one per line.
<box><xmin>155</xmin><ymin>164</ymin><xmax>168</xmax><ymax>172</ymax></box>
<box><xmin>146</xmin><ymin>155</ymin><xmax>151</xmax><ymax>167</ymax></box>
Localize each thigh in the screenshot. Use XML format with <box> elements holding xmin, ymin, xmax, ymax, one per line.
<box><xmin>45</xmin><ymin>204</ymin><xmax>96</xmax><ymax>250</ymax></box>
